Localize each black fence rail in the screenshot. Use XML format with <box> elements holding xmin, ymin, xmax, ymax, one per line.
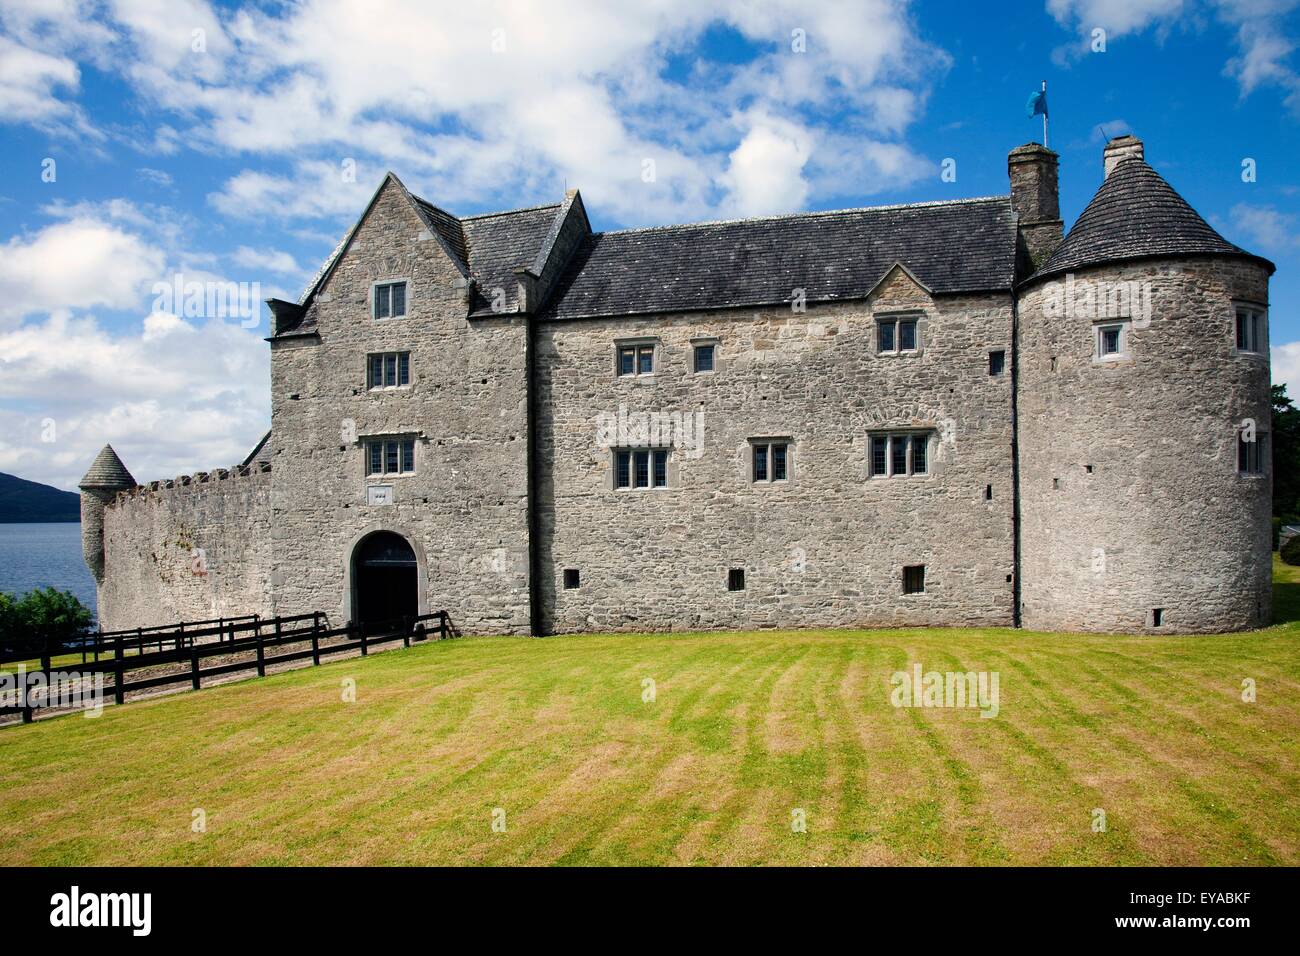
<box><xmin>0</xmin><ymin>613</ymin><xmax>319</xmax><ymax>669</ymax></box>
<box><xmin>1</xmin><ymin>610</ymin><xmax>451</xmax><ymax>724</ymax></box>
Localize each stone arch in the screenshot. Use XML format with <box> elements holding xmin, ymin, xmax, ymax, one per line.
<box><xmin>342</xmin><ymin>524</ymin><xmax>430</xmax><ymax>625</ymax></box>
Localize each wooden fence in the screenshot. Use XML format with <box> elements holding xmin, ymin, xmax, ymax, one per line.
<box><xmin>0</xmin><ymin>610</ymin><xmax>451</xmax><ymax>724</ymax></box>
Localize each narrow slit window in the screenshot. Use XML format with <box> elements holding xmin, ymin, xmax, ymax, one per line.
<box><xmin>989</xmin><ymin>350</ymin><xmax>1005</xmax><ymax>376</ymax></box>
<box><xmin>891</xmin><ymin>436</ymin><xmax>908</xmax><ymax>476</ymax></box>
<box><xmin>1236</xmin><ymin>307</ymin><xmax>1266</xmax><ymax>353</ymax></box>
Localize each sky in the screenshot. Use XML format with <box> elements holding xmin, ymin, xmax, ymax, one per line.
<box><xmin>2</xmin><ymin>0</ymin><xmax>1299</xmax><ymax>490</ymax></box>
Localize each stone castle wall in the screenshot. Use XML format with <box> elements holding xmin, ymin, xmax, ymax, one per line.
<box><xmin>534</xmin><ymin>275</ymin><xmax>1018</xmax><ymax>633</ymax></box>
<box><xmin>1017</xmin><ymin>257</ymin><xmax>1273</xmax><ymax>633</ymax></box>
<box><xmin>97</xmin><ymin>466</ymin><xmax>272</xmax><ymax>631</ymax></box>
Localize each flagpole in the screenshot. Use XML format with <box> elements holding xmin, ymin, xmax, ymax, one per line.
<box><xmin>1042</xmin><ymin>80</ymin><xmax>1048</xmax><ymax>148</ymax></box>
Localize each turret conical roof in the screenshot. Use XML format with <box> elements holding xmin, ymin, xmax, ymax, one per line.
<box><xmin>79</xmin><ymin>444</ymin><xmax>137</xmax><ymax>490</ymax></box>
<box><xmin>1027</xmin><ymin>157</ymin><xmax>1274</xmax><ymax>284</ymax></box>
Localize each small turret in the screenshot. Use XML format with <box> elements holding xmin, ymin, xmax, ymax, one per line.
<box><xmin>79</xmin><ymin>445</ymin><xmax>136</xmax><ymax>584</ymax></box>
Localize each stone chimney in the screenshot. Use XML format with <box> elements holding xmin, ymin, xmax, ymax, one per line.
<box><xmin>1103</xmin><ymin>134</ymin><xmax>1144</xmax><ymax>178</ymax></box>
<box><xmin>1008</xmin><ymin>143</ymin><xmax>1064</xmax><ymax>274</ymax></box>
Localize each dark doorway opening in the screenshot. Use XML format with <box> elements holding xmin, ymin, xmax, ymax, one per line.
<box><xmin>353</xmin><ymin>531</ymin><xmax>418</xmax><ymax>631</ymax></box>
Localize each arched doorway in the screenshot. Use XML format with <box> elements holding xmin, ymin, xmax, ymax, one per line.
<box><xmin>351</xmin><ymin>531</ymin><xmax>419</xmax><ymax>629</ymax></box>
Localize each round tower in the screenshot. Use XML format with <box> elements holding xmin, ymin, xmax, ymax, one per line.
<box><xmin>79</xmin><ymin>444</ymin><xmax>137</xmax><ymax>586</ymax></box>
<box><xmin>1017</xmin><ymin>136</ymin><xmax>1275</xmax><ymax>633</ymax></box>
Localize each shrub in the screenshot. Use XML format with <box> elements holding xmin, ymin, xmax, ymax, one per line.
<box><xmin>1281</xmin><ymin>535</ymin><xmax>1300</xmax><ymax>567</ymax></box>
<box><xmin>0</xmin><ymin>588</ymin><xmax>93</xmax><ymax>655</ymax></box>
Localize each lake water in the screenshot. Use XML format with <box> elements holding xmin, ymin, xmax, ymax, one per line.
<box><xmin>0</xmin><ymin>523</ymin><xmax>97</xmax><ymax>617</ymax></box>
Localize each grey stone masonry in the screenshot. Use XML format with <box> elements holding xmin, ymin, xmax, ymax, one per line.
<box><xmin>84</xmin><ymin>135</ymin><xmax>1276</xmax><ymax>635</ymax></box>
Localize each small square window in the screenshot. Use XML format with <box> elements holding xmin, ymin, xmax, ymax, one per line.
<box><xmin>563</xmin><ymin>569</ymin><xmax>580</xmax><ymax>590</ymax></box>
<box><xmin>373</xmin><ymin>281</ymin><xmax>408</xmax><ymax>319</ymax></box>
<box><xmin>694</xmin><ymin>343</ymin><xmax>715</xmax><ymax>373</ymax></box>
<box><xmin>1096</xmin><ymin>323</ymin><xmax>1127</xmax><ymax>358</ymax></box>
<box><xmin>903</xmin><ymin>565</ymin><xmax>926</xmax><ymax>594</ymax></box>
<box><xmin>750</xmin><ymin>441</ymin><xmax>790</xmax><ymax>483</ymax></box>
<box><xmin>989</xmin><ymin>350</ymin><xmax>1005</xmax><ymax>376</ymax></box>
<box><xmin>617</xmin><ymin>344</ymin><xmax>655</xmax><ymax>376</ymax></box>
<box><xmin>728</xmin><ymin>568</ymin><xmax>745</xmax><ymax>591</ymax></box>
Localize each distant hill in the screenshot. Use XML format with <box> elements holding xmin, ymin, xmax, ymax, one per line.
<box><xmin>0</xmin><ymin>472</ymin><xmax>81</xmax><ymax>523</ymax></box>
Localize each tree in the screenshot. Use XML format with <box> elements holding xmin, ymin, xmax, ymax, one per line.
<box><xmin>1272</xmin><ymin>384</ymin><xmax>1300</xmax><ymax>520</ymax></box>
<box><xmin>0</xmin><ymin>588</ymin><xmax>93</xmax><ymax>656</ymax></box>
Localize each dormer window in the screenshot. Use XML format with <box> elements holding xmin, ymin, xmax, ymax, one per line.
<box><xmin>877</xmin><ymin>315</ymin><xmax>920</xmax><ymax>355</ymax></box>
<box><xmin>373</xmin><ymin>280</ymin><xmax>408</xmax><ymax>320</ymax></box>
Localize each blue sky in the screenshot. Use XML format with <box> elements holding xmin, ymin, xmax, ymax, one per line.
<box><xmin>2</xmin><ymin>0</ymin><xmax>1299</xmax><ymax>489</ymax></box>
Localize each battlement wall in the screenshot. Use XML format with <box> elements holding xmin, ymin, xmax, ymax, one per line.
<box><xmin>97</xmin><ymin>463</ymin><xmax>273</xmax><ymax>631</ymax></box>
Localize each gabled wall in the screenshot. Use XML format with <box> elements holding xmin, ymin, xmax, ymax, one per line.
<box><xmin>268</xmin><ymin>178</ymin><xmax>532</xmax><ymax>634</ymax></box>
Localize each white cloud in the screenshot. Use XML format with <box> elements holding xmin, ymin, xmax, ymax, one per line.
<box><xmin>1228</xmin><ymin>202</ymin><xmax>1299</xmax><ymax>250</ymax></box>
<box><xmin>0</xmin><ymin>34</ymin><xmax>80</xmax><ymax>125</ymax></box>
<box><xmin>11</xmin><ymin>0</ymin><xmax>951</xmax><ymax>226</ymax></box>
<box><xmin>231</xmin><ymin>246</ymin><xmax>300</xmax><ymax>275</ymax></box>
<box><xmin>0</xmin><ymin>312</ymin><xmax>269</xmax><ymax>490</ymax></box>
<box><xmin>719</xmin><ymin>116</ymin><xmax>814</xmax><ymax>216</ymax></box>
<box><xmin>0</xmin><ymin>218</ymin><xmax>165</xmax><ymax>324</ymax></box>
<box><xmin>1272</xmin><ymin>340</ymin><xmax>1300</xmax><ymax>390</ymax></box>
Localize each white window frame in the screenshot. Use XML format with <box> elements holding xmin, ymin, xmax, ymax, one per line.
<box><xmin>1235</xmin><ymin>305</ymin><xmax>1267</xmax><ymax>354</ymax></box>
<box><xmin>365</xmin><ymin>437</ymin><xmax>417</xmax><ymax>476</ymax></box>
<box><xmin>868</xmin><ymin>431</ymin><xmax>932</xmax><ymax>478</ymax></box>
<box><xmin>615</xmin><ymin>339</ymin><xmax>657</xmax><ymax>378</ymax></box>
<box><xmin>372</xmin><ymin>279</ymin><xmax>409</xmax><ymax>320</ymax></box>
<box><xmin>612</xmin><ymin>447</ymin><xmax>671</xmax><ymax>490</ymax></box>
<box><xmin>367</xmin><ymin>351</ymin><xmax>411</xmax><ymax>390</ymax></box>
<box><xmin>876</xmin><ymin>314</ymin><xmax>921</xmax><ymax>356</ymax></box>
<box><xmin>750</xmin><ymin>439</ymin><xmax>792</xmax><ymax>484</ymax></box>
<box><xmin>1094</xmin><ymin>319</ymin><xmax>1130</xmax><ymax>361</ymax></box>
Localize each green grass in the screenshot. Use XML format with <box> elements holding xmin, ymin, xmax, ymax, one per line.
<box><xmin>2</xmin><ymin>567</ymin><xmax>1298</xmax><ymax>866</ymax></box>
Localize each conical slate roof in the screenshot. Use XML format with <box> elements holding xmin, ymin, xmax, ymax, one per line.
<box><xmin>1028</xmin><ymin>157</ymin><xmax>1273</xmax><ymax>284</ymax></box>
<box><xmin>79</xmin><ymin>444</ymin><xmax>137</xmax><ymax>489</ymax></box>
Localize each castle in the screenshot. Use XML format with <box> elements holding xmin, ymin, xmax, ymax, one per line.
<box><xmin>79</xmin><ymin>135</ymin><xmax>1275</xmax><ymax>636</ymax></box>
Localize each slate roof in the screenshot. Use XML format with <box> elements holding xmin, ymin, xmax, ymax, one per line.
<box><xmin>1029</xmin><ymin>158</ymin><xmax>1274</xmax><ymax>283</ymax></box>
<box><xmin>79</xmin><ymin>444</ymin><xmax>136</xmax><ymax>489</ymax></box>
<box><xmin>540</xmin><ymin>197</ymin><xmax>1018</xmax><ymax>321</ymax></box>
<box><xmin>460</xmin><ymin>204</ymin><xmax>562</xmax><ymax>315</ymax></box>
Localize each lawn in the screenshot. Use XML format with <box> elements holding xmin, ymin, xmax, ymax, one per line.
<box><xmin>1</xmin><ymin>565</ymin><xmax>1298</xmax><ymax>866</ymax></box>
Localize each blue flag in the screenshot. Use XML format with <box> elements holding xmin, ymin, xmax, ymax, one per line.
<box><xmin>1026</xmin><ymin>89</ymin><xmax>1048</xmax><ymax>118</ymax></box>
